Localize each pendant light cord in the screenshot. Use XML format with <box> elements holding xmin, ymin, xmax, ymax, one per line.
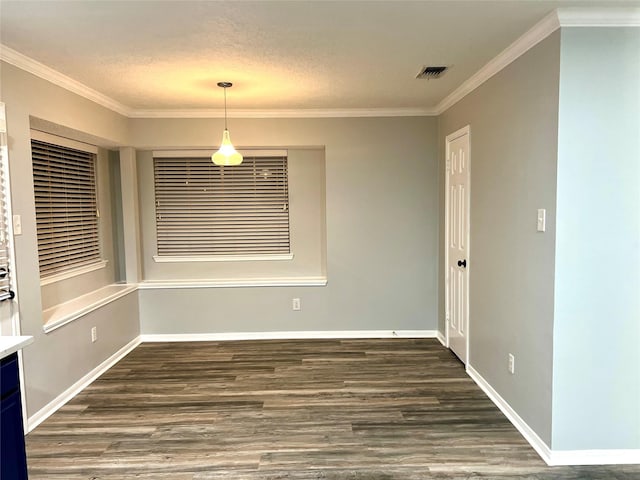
<box><xmin>224</xmin><ymin>87</ymin><xmax>228</xmax><ymax>130</ymax></box>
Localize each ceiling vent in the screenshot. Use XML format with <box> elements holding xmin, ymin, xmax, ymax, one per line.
<box><xmin>416</xmin><ymin>66</ymin><xmax>448</xmax><ymax>79</ymax></box>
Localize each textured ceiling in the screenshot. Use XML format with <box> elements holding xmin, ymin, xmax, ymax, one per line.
<box><xmin>0</xmin><ymin>0</ymin><xmax>638</xmax><ymax>113</ymax></box>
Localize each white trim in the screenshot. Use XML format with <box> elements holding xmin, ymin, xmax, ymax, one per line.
<box><xmin>43</xmin><ymin>284</ymin><xmax>137</xmax><ymax>333</ymax></box>
<box><xmin>130</xmin><ymin>108</ymin><xmax>437</xmax><ymax>119</ymax></box>
<box><xmin>466</xmin><ymin>364</ymin><xmax>640</xmax><ymax>466</ymax></box>
<box><xmin>466</xmin><ymin>364</ymin><xmax>553</xmax><ymax>465</ymax></box>
<box><xmin>153</xmin><ymin>254</ymin><xmax>294</xmax><ymax>263</ymax></box>
<box><xmin>548</xmin><ymin>449</ymin><xmax>640</xmax><ymax>466</ymax></box>
<box><xmin>435</xmin><ymin>11</ymin><xmax>560</xmax><ymax>114</ymax></box>
<box><xmin>0</xmin><ymin>102</ymin><xmax>5</xmax><ymax>133</ymax></box>
<box><xmin>0</xmin><ymin>45</ymin><xmax>131</xmax><ymax>117</ymax></box>
<box><xmin>23</xmin><ymin>330</ymin><xmax>640</xmax><ymax>464</ymax></box>
<box><xmin>137</xmin><ymin>277</ymin><xmax>327</xmax><ymax>288</ymax></box>
<box><xmin>40</xmin><ymin>260</ymin><xmax>108</xmax><ymax>286</ymax></box>
<box><xmin>140</xmin><ymin>330</ymin><xmax>438</xmax><ymax>342</ymax></box>
<box><xmin>26</xmin><ymin>331</ymin><xmax>435</xmax><ymax>432</ymax></box>
<box><xmin>152</xmin><ymin>149</ymin><xmax>288</xmax><ymax>158</ymax></box>
<box><xmin>0</xmin><ymin>45</ymin><xmax>433</xmax><ymax>118</ymax></box>
<box><xmin>444</xmin><ymin>138</ymin><xmax>450</xmax><ymax>350</ymax></box>
<box><xmin>445</xmin><ymin>125</ymin><xmax>471</xmax><ymax>143</ymax></box>
<box><xmin>27</xmin><ymin>336</ymin><xmax>141</xmax><ymax>432</ymax></box>
<box><xmin>436</xmin><ymin>331</ymin><xmax>446</xmax><ymax>347</ymax></box>
<box><xmin>556</xmin><ymin>7</ymin><xmax>640</xmax><ymax>27</ymax></box>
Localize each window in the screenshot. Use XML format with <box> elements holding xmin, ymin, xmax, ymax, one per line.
<box><xmin>0</xmin><ymin>104</ymin><xmax>14</xmax><ymax>302</ymax></box>
<box><xmin>0</xmin><ymin>146</ymin><xmax>14</xmax><ymax>302</ymax></box>
<box><xmin>153</xmin><ymin>153</ymin><xmax>290</xmax><ymax>258</ymax></box>
<box><xmin>31</xmin><ymin>134</ymin><xmax>100</xmax><ymax>278</ymax></box>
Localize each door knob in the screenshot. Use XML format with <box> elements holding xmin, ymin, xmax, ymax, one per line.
<box><xmin>457</xmin><ymin>259</ymin><xmax>467</xmax><ymax>268</ymax></box>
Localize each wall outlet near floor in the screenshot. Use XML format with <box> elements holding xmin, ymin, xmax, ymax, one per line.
<box><xmin>292</xmin><ymin>298</ymin><xmax>301</xmax><ymax>311</ymax></box>
<box><xmin>91</xmin><ymin>326</ymin><xmax>98</xmax><ymax>343</ymax></box>
<box><xmin>508</xmin><ymin>353</ymin><xmax>515</xmax><ymax>374</ymax></box>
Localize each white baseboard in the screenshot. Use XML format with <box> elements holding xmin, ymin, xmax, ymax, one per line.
<box><xmin>24</xmin><ymin>332</ymin><xmax>640</xmax><ymax>466</ymax></box>
<box><xmin>138</xmin><ymin>276</ymin><xmax>327</xmax><ymax>288</ymax></box>
<box><xmin>466</xmin><ymin>365</ymin><xmax>640</xmax><ymax>466</ymax></box>
<box><xmin>548</xmin><ymin>449</ymin><xmax>640</xmax><ymax>466</ymax></box>
<box><xmin>26</xmin><ymin>330</ymin><xmax>436</xmax><ymax>432</ymax></box>
<box><xmin>140</xmin><ymin>330</ymin><xmax>438</xmax><ymax>342</ymax></box>
<box><xmin>27</xmin><ymin>336</ymin><xmax>141</xmax><ymax>432</ymax></box>
<box><xmin>466</xmin><ymin>364</ymin><xmax>553</xmax><ymax>465</ymax></box>
<box><xmin>436</xmin><ymin>330</ymin><xmax>446</xmax><ymax>347</ymax></box>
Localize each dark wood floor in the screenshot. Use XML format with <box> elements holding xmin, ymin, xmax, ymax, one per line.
<box><xmin>26</xmin><ymin>339</ymin><xmax>640</xmax><ymax>479</ymax></box>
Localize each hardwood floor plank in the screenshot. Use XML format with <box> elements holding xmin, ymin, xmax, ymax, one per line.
<box><xmin>26</xmin><ymin>339</ymin><xmax>640</xmax><ymax>479</ymax></box>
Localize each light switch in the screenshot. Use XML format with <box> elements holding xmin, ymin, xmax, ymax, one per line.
<box><xmin>537</xmin><ymin>209</ymin><xmax>546</xmax><ymax>232</ymax></box>
<box><xmin>12</xmin><ymin>215</ymin><xmax>22</xmax><ymax>235</ymax></box>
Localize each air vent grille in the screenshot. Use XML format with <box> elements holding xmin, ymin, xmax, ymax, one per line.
<box><xmin>416</xmin><ymin>66</ymin><xmax>448</xmax><ymax>79</ymax></box>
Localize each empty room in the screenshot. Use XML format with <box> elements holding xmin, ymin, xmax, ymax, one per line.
<box><xmin>0</xmin><ymin>1</ymin><xmax>638</xmax><ymax>478</ymax></box>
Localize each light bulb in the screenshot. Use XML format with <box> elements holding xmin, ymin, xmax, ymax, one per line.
<box><xmin>212</xmin><ymin>129</ymin><xmax>243</xmax><ymax>166</ymax></box>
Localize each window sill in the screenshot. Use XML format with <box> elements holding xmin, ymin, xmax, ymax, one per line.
<box><xmin>40</xmin><ymin>260</ymin><xmax>108</xmax><ymax>286</ymax></box>
<box><xmin>43</xmin><ymin>284</ymin><xmax>137</xmax><ymax>333</ymax></box>
<box><xmin>138</xmin><ymin>277</ymin><xmax>327</xmax><ymax>289</ymax></box>
<box><xmin>153</xmin><ymin>254</ymin><xmax>294</xmax><ymax>263</ymax></box>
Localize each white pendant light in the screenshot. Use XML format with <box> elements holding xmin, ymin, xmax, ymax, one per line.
<box><xmin>212</xmin><ymin>82</ymin><xmax>242</xmax><ymax>166</ymax></box>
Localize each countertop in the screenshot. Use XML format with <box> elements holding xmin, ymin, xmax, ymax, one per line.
<box><xmin>0</xmin><ymin>336</ymin><xmax>33</xmax><ymax>359</ymax></box>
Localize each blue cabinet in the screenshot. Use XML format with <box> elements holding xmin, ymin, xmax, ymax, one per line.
<box><xmin>1</xmin><ymin>352</ymin><xmax>28</xmax><ymax>479</ymax></box>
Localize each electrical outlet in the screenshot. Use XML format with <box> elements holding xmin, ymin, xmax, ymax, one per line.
<box><xmin>292</xmin><ymin>298</ymin><xmax>301</xmax><ymax>311</ymax></box>
<box><xmin>508</xmin><ymin>353</ymin><xmax>515</xmax><ymax>374</ymax></box>
<box><xmin>91</xmin><ymin>326</ymin><xmax>97</xmax><ymax>343</ymax></box>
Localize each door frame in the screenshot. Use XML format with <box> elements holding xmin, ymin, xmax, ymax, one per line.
<box><xmin>0</xmin><ymin>104</ymin><xmax>19</xmax><ymax>336</ymax></box>
<box><xmin>444</xmin><ymin>125</ymin><xmax>471</xmax><ymax>363</ymax></box>
<box><xmin>0</xmin><ymin>102</ymin><xmax>27</xmax><ymax>430</ymax></box>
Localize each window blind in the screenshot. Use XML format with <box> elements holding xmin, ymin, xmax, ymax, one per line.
<box><xmin>31</xmin><ymin>139</ymin><xmax>100</xmax><ymax>278</ymax></box>
<box><xmin>0</xmin><ymin>107</ymin><xmax>14</xmax><ymax>302</ymax></box>
<box><xmin>0</xmin><ymin>152</ymin><xmax>14</xmax><ymax>302</ymax></box>
<box><xmin>153</xmin><ymin>155</ymin><xmax>290</xmax><ymax>257</ymax></box>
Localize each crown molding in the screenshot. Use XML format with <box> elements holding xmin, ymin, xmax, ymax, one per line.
<box><xmin>435</xmin><ymin>10</ymin><xmax>561</xmax><ymax>114</ymax></box>
<box><xmin>0</xmin><ymin>44</ymin><xmax>132</xmax><ymax>117</ymax></box>
<box><xmin>128</xmin><ymin>107</ymin><xmax>437</xmax><ymax>119</ymax></box>
<box><xmin>0</xmin><ymin>45</ymin><xmax>435</xmax><ymax>119</ymax></box>
<box><xmin>2</xmin><ymin>7</ymin><xmax>638</xmax><ymax>120</ymax></box>
<box><xmin>435</xmin><ymin>7</ymin><xmax>640</xmax><ymax>114</ymax></box>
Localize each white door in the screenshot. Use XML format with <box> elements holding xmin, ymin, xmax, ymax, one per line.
<box><xmin>445</xmin><ymin>126</ymin><xmax>470</xmax><ymax>364</ymax></box>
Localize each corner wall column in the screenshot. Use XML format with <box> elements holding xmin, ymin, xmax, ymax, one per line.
<box><xmin>119</xmin><ymin>147</ymin><xmax>142</xmax><ymax>283</ymax></box>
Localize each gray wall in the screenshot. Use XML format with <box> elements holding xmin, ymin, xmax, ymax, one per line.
<box><xmin>132</xmin><ymin>116</ymin><xmax>439</xmax><ymax>334</ymax></box>
<box><xmin>1</xmin><ymin>62</ymin><xmax>140</xmax><ymax>417</ymax></box>
<box><xmin>438</xmin><ymin>32</ymin><xmax>561</xmax><ymax>445</ymax></box>
<box><xmin>552</xmin><ymin>27</ymin><xmax>640</xmax><ymax>450</ymax></box>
